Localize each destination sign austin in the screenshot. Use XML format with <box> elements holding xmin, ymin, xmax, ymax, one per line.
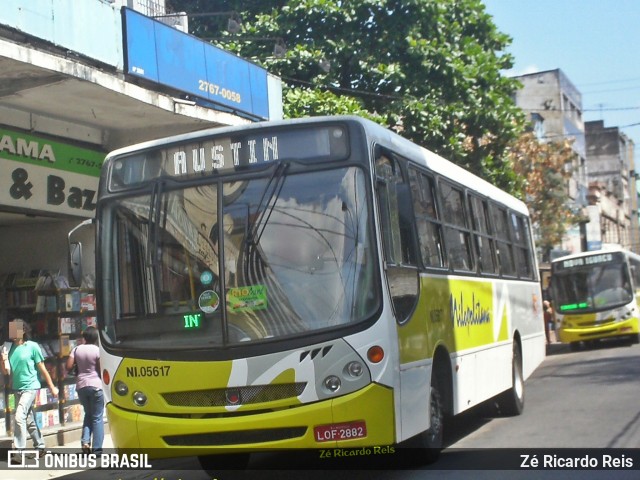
<box><xmin>113</xmin><ymin>126</ymin><xmax>345</xmax><ymax>187</ymax></box>
<box><xmin>168</xmin><ymin>136</ymin><xmax>280</xmax><ymax>177</ymax></box>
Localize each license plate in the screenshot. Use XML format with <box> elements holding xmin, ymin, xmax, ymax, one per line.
<box><xmin>313</xmin><ymin>421</ymin><xmax>367</xmax><ymax>442</ymax></box>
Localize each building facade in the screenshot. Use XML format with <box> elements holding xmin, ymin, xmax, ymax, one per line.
<box><xmin>0</xmin><ymin>0</ymin><xmax>282</xmax><ymax>239</ymax></box>
<box><xmin>585</xmin><ymin>120</ymin><xmax>639</xmax><ymax>253</ymax></box>
<box><xmin>513</xmin><ymin>69</ymin><xmax>588</xmax><ymax>258</ymax></box>
<box><xmin>514</xmin><ymin>69</ymin><xmax>639</xmax><ymax>257</ymax></box>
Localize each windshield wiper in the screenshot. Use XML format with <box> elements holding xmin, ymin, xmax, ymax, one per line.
<box><xmin>245</xmin><ymin>161</ymin><xmax>290</xmax><ymax>251</ymax></box>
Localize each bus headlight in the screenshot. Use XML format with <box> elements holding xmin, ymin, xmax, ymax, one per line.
<box><xmin>345</xmin><ymin>361</ymin><xmax>364</xmax><ymax>378</ymax></box>
<box><xmin>323</xmin><ymin>375</ymin><xmax>341</xmax><ymax>393</ymax></box>
<box><xmin>132</xmin><ymin>391</ymin><xmax>148</xmax><ymax>407</ymax></box>
<box><xmin>114</xmin><ymin>381</ymin><xmax>128</xmax><ymax>396</ymax></box>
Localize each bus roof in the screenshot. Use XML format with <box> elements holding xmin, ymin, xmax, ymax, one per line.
<box><xmin>551</xmin><ymin>245</ymin><xmax>631</xmax><ymax>264</ymax></box>
<box><xmin>105</xmin><ymin>115</ymin><xmax>529</xmax><ymax>216</ymax></box>
<box><xmin>355</xmin><ymin>117</ymin><xmax>530</xmax><ymax>216</ymax></box>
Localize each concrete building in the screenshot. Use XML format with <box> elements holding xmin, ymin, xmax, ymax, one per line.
<box><xmin>585</xmin><ymin>120</ymin><xmax>639</xmax><ymax>253</ymax></box>
<box><xmin>513</xmin><ymin>69</ymin><xmax>588</xmax><ymax>257</ymax></box>
<box><xmin>513</xmin><ymin>69</ymin><xmax>639</xmax><ymax>257</ymax></box>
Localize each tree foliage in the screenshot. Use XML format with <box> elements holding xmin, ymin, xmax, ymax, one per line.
<box><xmin>166</xmin><ymin>0</ymin><xmax>526</xmax><ymax>194</ymax></box>
<box><xmin>509</xmin><ymin>132</ymin><xmax>579</xmax><ymax>261</ymax></box>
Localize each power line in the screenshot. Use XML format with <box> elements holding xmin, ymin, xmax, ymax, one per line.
<box><xmin>577</xmin><ymin>76</ymin><xmax>640</xmax><ymax>87</ymax></box>
<box><xmin>541</xmin><ymin>120</ymin><xmax>640</xmax><ymax>141</ymax></box>
<box><xmin>282</xmin><ymin>77</ymin><xmax>640</xmax><ymax>112</ymax></box>
<box><xmin>582</xmin><ymin>85</ymin><xmax>640</xmax><ymax>95</ymax></box>
<box><xmin>279</xmin><ymin>78</ymin><xmax>640</xmax><ymax>134</ymax></box>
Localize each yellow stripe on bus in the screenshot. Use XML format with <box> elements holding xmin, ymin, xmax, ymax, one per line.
<box><xmin>398</xmin><ymin>277</ymin><xmax>512</xmax><ymax>364</ymax></box>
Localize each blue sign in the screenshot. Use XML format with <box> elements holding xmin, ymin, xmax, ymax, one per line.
<box><xmin>123</xmin><ymin>8</ymin><xmax>270</xmax><ymax>120</ymax></box>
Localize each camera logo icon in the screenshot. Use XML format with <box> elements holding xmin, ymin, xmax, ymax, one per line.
<box><xmin>8</xmin><ymin>450</ymin><xmax>40</xmax><ymax>468</ymax></box>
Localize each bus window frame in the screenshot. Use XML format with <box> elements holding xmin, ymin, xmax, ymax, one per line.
<box><xmin>373</xmin><ymin>146</ymin><xmax>420</xmax><ymax>325</ymax></box>
<box><xmin>511</xmin><ymin>212</ymin><xmax>535</xmax><ymax>280</ymax></box>
<box><xmin>437</xmin><ymin>178</ymin><xmax>475</xmax><ymax>274</ymax></box>
<box><xmin>468</xmin><ymin>193</ymin><xmax>499</xmax><ymax>276</ymax></box>
<box><xmin>407</xmin><ymin>166</ymin><xmax>448</xmax><ymax>271</ymax></box>
<box><xmin>402</xmin><ymin>163</ymin><xmax>536</xmax><ymax>282</ymax></box>
<box><xmin>489</xmin><ymin>204</ymin><xmax>518</xmax><ymax>278</ymax></box>
<box><xmin>374</xmin><ymin>147</ymin><xmax>420</xmax><ymax>269</ymax></box>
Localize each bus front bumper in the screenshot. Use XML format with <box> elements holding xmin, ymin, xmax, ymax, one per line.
<box><xmin>558</xmin><ymin>317</ymin><xmax>639</xmax><ymax>344</ymax></box>
<box><xmin>106</xmin><ymin>383</ymin><xmax>395</xmax><ymax>457</ymax></box>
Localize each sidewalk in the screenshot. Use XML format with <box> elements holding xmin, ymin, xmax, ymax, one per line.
<box><xmin>0</xmin><ymin>422</ymin><xmax>111</xmax><ymax>450</ymax></box>
<box><xmin>2</xmin><ymin>426</ymin><xmax>115</xmax><ymax>480</ymax></box>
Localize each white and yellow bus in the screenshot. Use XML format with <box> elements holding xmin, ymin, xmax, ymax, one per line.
<box><xmin>91</xmin><ymin>116</ymin><xmax>545</xmax><ymax>468</ymax></box>
<box><xmin>550</xmin><ymin>247</ymin><xmax>640</xmax><ymax>350</ymax></box>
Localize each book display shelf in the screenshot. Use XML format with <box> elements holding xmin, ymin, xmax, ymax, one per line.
<box><xmin>0</xmin><ymin>272</ymin><xmax>96</xmax><ymax>435</ymax></box>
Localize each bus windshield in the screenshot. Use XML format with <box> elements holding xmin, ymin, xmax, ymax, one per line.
<box><xmin>101</xmin><ymin>165</ymin><xmax>379</xmax><ymax>348</ymax></box>
<box><xmin>553</xmin><ymin>258</ymin><xmax>633</xmax><ymax>312</ymax></box>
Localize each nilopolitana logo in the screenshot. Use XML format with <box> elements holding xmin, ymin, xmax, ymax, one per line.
<box><xmin>7</xmin><ymin>450</ymin><xmax>40</xmax><ymax>468</ymax></box>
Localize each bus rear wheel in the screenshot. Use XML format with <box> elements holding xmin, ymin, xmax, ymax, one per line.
<box><xmin>495</xmin><ymin>341</ymin><xmax>524</xmax><ymax>416</ymax></box>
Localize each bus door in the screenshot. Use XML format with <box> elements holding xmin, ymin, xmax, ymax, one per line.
<box><xmin>374</xmin><ymin>148</ymin><xmax>427</xmax><ymax>440</ymax></box>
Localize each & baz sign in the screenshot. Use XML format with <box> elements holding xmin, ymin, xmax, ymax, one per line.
<box><xmin>0</xmin><ymin>127</ymin><xmax>105</xmax><ymax>217</ymax></box>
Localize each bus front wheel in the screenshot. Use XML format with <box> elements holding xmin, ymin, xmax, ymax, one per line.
<box><xmin>496</xmin><ymin>341</ymin><xmax>524</xmax><ymax>416</ymax></box>
<box><xmin>408</xmin><ymin>372</ymin><xmax>444</xmax><ymax>464</ymax></box>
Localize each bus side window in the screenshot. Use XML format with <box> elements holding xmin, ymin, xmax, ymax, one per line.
<box><xmin>490</xmin><ymin>205</ymin><xmax>516</xmax><ymax>276</ymax></box>
<box><xmin>376</xmin><ymin>155</ymin><xmax>401</xmax><ymax>264</ymax></box>
<box><xmin>375</xmin><ymin>154</ymin><xmax>418</xmax><ymax>267</ymax></box>
<box><xmin>629</xmin><ymin>257</ymin><xmax>640</xmax><ymax>290</ymax></box>
<box><xmin>439</xmin><ymin>181</ymin><xmax>474</xmax><ymax>272</ymax></box>
<box><xmin>469</xmin><ymin>194</ymin><xmax>497</xmax><ymax>274</ymax></box>
<box><xmin>408</xmin><ymin>168</ymin><xmax>445</xmax><ymax>268</ymax></box>
<box><xmin>375</xmin><ymin>150</ymin><xmax>419</xmax><ymax>323</ymax></box>
<box><xmin>511</xmin><ymin>213</ymin><xmax>534</xmax><ymax>279</ymax></box>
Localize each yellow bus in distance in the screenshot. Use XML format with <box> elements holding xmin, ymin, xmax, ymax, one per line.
<box><xmin>551</xmin><ymin>247</ymin><xmax>640</xmax><ymax>350</ymax></box>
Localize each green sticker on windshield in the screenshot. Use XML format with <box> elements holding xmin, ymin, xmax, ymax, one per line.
<box><xmin>227</xmin><ymin>285</ymin><xmax>267</xmax><ymax>313</ymax></box>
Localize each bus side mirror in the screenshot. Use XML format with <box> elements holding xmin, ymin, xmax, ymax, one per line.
<box><xmin>69</xmin><ymin>241</ymin><xmax>83</xmax><ymax>287</ymax></box>
<box><xmin>68</xmin><ymin>218</ymin><xmax>93</xmax><ymax>287</ymax></box>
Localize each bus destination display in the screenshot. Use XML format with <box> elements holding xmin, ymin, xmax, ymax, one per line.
<box><xmin>109</xmin><ymin>126</ymin><xmax>349</xmax><ymax>189</ymax></box>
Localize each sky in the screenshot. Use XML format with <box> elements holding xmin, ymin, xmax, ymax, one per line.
<box><xmin>483</xmin><ymin>0</ymin><xmax>640</xmax><ymax>149</ymax></box>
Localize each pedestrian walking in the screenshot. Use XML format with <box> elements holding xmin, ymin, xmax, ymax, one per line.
<box><xmin>543</xmin><ymin>300</ymin><xmax>554</xmax><ymax>344</ymax></box>
<box><xmin>66</xmin><ymin>326</ymin><xmax>104</xmax><ymax>454</ymax></box>
<box><xmin>1</xmin><ymin>319</ymin><xmax>58</xmax><ymax>461</ymax></box>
